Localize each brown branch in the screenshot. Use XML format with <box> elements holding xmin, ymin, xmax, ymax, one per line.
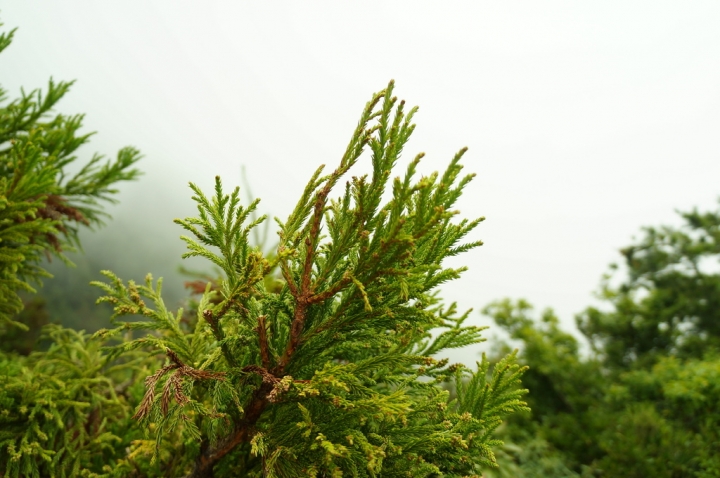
<box><xmin>270</xmin><ymin>97</ymin><xmax>384</xmax><ymax>379</ymax></box>
<box><xmin>301</xmin><ymin>266</ymin><xmax>395</xmax><ymax>342</ymax></box>
<box><xmin>185</xmin><ymin>381</ymin><xmax>273</xmax><ymax>478</ymax></box>
<box><xmin>307</xmin><ymin>178</ymin><xmax>335</xmax><ymax>263</ymax></box>
<box><xmin>242</xmin><ymin>364</ymin><xmax>280</xmax><ymax>385</ymax></box>
<box><xmin>185</xmin><ymin>91</ymin><xmax>388</xmax><ymax>477</ymax></box>
<box><xmin>134</xmin><ymin>349</ymin><xmax>226</xmax><ymax>421</ymax></box>
<box><xmin>302</xmin><ymin>226</ymin><xmax>415</xmax><ymax>341</ymax></box>
<box><xmin>307</xmin><ymin>273</ymin><xmax>352</xmax><ymax>305</ymax></box>
<box><xmin>274</xmin><ymin>170</ymin><xmax>346</xmax><ymax>375</ymax></box>
<box><xmin>256</xmin><ymin>315</ymin><xmax>272</xmax><ymax>369</ymax></box>
<box><xmin>184</xmin><ymin>364</ymin><xmax>300</xmax><ymax>477</ymax></box>
<box><xmin>272</xmin><ymin>298</ymin><xmax>308</xmax><ymax>376</ymax></box>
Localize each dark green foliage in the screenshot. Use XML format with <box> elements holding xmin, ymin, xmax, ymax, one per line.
<box><xmin>0</xmin><ymin>24</ymin><xmax>141</xmax><ymax>332</ymax></box>
<box><xmin>594</xmin><ymin>354</ymin><xmax>720</xmax><ymax>477</ymax></box>
<box><xmin>484</xmin><ymin>300</ymin><xmax>605</xmax><ymax>469</ymax></box>
<box><xmin>0</xmin><ymin>297</ymin><xmax>50</xmax><ymax>355</ymax></box>
<box><xmin>483</xmin><ymin>436</ymin><xmax>581</xmax><ymax>478</ymax></box>
<box><xmin>487</xmin><ymin>202</ymin><xmax>720</xmax><ymax>477</ymax></box>
<box><xmin>89</xmin><ymin>81</ymin><xmax>528</xmax><ymax>477</ymax></box>
<box><xmin>578</xmin><ymin>203</ymin><xmax>720</xmax><ymax>369</ymax></box>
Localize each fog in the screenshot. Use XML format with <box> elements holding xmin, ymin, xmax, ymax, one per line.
<box><xmin>3</xmin><ymin>3</ymin><xmax>720</xmax><ymax>355</ymax></box>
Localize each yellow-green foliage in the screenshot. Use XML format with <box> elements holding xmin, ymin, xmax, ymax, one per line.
<box><xmin>0</xmin><ymin>325</ymin><xmax>152</xmax><ymax>477</ymax></box>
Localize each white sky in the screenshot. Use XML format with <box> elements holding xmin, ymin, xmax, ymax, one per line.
<box><xmin>3</xmin><ymin>2</ymin><xmax>720</xmax><ymax>351</ymax></box>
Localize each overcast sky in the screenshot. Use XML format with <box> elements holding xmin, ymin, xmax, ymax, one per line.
<box><xmin>3</xmin><ymin>2</ymin><xmax>720</xmax><ymax>350</ymax></box>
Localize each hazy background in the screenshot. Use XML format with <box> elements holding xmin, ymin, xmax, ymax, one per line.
<box><xmin>2</xmin><ymin>3</ymin><xmax>720</xmax><ymax>355</ymax></box>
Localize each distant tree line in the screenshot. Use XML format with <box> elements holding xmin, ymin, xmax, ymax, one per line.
<box><xmin>484</xmin><ymin>200</ymin><xmax>720</xmax><ymax>477</ymax></box>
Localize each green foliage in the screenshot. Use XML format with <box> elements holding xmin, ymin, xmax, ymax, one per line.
<box><xmin>0</xmin><ymin>297</ymin><xmax>49</xmax><ymax>355</ymax></box>
<box><xmin>0</xmin><ymin>325</ymin><xmax>150</xmax><ymax>478</ymax></box>
<box><xmin>578</xmin><ymin>203</ymin><xmax>720</xmax><ymax>369</ymax></box>
<box><xmin>0</xmin><ymin>20</ymin><xmax>148</xmax><ymax>477</ymax></box>
<box><xmin>0</xmin><ymin>23</ymin><xmax>141</xmax><ymax>332</ymax></box>
<box><xmin>88</xmin><ymin>81</ymin><xmax>528</xmax><ymax>477</ymax></box>
<box><xmin>486</xmin><ymin>203</ymin><xmax>720</xmax><ymax>477</ymax></box>
<box><xmin>483</xmin><ymin>300</ymin><xmax>605</xmax><ymax>468</ymax></box>
<box><xmin>7</xmin><ymin>10</ymin><xmax>720</xmax><ymax>477</ymax></box>
<box><xmin>595</xmin><ymin>354</ymin><xmax>720</xmax><ymax>477</ymax></box>
<box><xmin>483</xmin><ymin>435</ymin><xmax>582</xmax><ymax>478</ymax></box>
<box><xmin>1</xmin><ymin>20</ymin><xmax>525</xmax><ymax>477</ymax></box>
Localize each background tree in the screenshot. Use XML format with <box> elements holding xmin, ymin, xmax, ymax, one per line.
<box><xmin>0</xmin><ymin>21</ymin><xmax>148</xmax><ymax>477</ymax></box>
<box><xmin>0</xmin><ymin>24</ymin><xmax>141</xmax><ymax>337</ymax></box>
<box><xmin>485</xmin><ymin>202</ymin><xmax>720</xmax><ymax>477</ymax></box>
<box><xmin>578</xmin><ymin>205</ymin><xmax>720</xmax><ymax>369</ymax></box>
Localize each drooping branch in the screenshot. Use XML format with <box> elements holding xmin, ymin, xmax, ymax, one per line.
<box><xmin>134</xmin><ymin>349</ymin><xmax>226</xmax><ymax>421</ymax></box>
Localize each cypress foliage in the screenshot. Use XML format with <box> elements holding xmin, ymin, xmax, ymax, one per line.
<box><xmin>0</xmin><ymin>22</ymin><xmax>145</xmax><ymax>477</ymax></box>
<box><xmin>91</xmin><ymin>81</ymin><xmax>529</xmax><ymax>477</ymax></box>
<box><xmin>0</xmin><ymin>325</ymin><xmax>151</xmax><ymax>477</ymax></box>
<box><xmin>0</xmin><ymin>24</ymin><xmax>141</xmax><ymax>333</ymax></box>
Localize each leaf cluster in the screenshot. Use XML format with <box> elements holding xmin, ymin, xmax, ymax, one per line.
<box><xmin>578</xmin><ymin>203</ymin><xmax>720</xmax><ymax>368</ymax></box>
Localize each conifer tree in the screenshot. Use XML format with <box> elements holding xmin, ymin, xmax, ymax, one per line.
<box><xmin>578</xmin><ymin>203</ymin><xmax>720</xmax><ymax>368</ymax></box>
<box><xmin>0</xmin><ymin>24</ymin><xmax>141</xmax><ymax>333</ymax></box>
<box><xmin>92</xmin><ymin>81</ymin><xmax>529</xmax><ymax>477</ymax></box>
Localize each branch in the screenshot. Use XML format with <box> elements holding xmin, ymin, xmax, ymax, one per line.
<box><xmin>256</xmin><ymin>315</ymin><xmax>272</xmax><ymax>369</ymax></box>
<box><xmin>184</xmin><ymin>87</ymin><xmax>390</xmax><ymax>476</ymax></box>
<box><xmin>279</xmin><ymin>251</ymin><xmax>300</xmax><ymax>299</ymax></box>
<box><xmin>307</xmin><ymin>272</ymin><xmax>352</xmax><ymax>305</ymax></box>
<box><xmin>273</xmin><ymin>177</ymin><xmax>336</xmax><ymax>375</ymax></box>
<box><xmin>202</xmin><ymin>309</ymin><xmax>238</xmax><ymax>368</ymax></box>
<box><xmin>184</xmin><ymin>382</ymin><xmax>273</xmax><ymax>478</ymax></box>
